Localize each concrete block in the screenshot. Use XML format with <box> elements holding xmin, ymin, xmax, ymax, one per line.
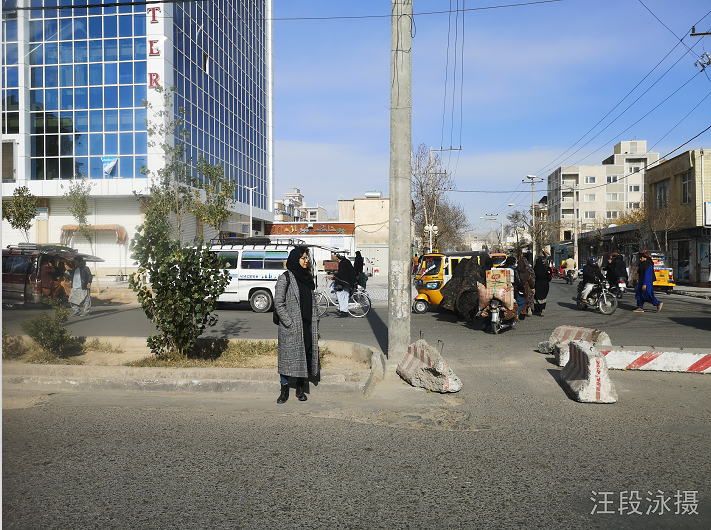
<box><xmin>600</xmin><ymin>347</ymin><xmax>711</xmax><ymax>373</ymax></box>
<box><xmin>396</xmin><ymin>339</ymin><xmax>462</xmax><ymax>393</ymax></box>
<box><xmin>561</xmin><ymin>341</ymin><xmax>617</xmax><ymax>404</ymax></box>
<box><xmin>538</xmin><ymin>325</ymin><xmax>611</xmax><ymax>367</ymax></box>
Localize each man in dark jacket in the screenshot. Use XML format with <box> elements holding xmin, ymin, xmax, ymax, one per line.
<box><xmin>328</xmin><ymin>254</ymin><xmax>357</xmax><ymax>317</ymax></box>
<box><xmin>605</xmin><ymin>252</ymin><xmax>628</xmax><ymax>285</ymax></box>
<box><xmin>580</xmin><ymin>256</ymin><xmax>604</xmax><ymax>302</ymax></box>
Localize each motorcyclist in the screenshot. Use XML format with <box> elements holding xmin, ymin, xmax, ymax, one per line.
<box><xmin>564</xmin><ymin>255</ymin><xmax>577</xmax><ymax>282</ymax></box>
<box><xmin>580</xmin><ymin>256</ymin><xmax>604</xmax><ymax>302</ymax></box>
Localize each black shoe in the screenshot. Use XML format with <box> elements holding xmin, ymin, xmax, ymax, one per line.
<box><xmin>296</xmin><ymin>387</ymin><xmax>307</xmax><ymax>401</ymax></box>
<box><xmin>338</xmin><ymin>311</ymin><xmax>349</xmax><ymax>317</ymax></box>
<box><xmin>276</xmin><ymin>384</ymin><xmax>289</xmax><ymax>404</ymax></box>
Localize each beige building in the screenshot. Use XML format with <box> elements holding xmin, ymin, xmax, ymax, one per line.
<box><xmin>338</xmin><ymin>194</ymin><xmax>390</xmax><ymax>270</ymax></box>
<box><xmin>645</xmin><ymin>149</ymin><xmax>711</xmax><ymax>284</ymax></box>
<box><xmin>547</xmin><ymin>141</ymin><xmax>659</xmax><ymax>240</ymax></box>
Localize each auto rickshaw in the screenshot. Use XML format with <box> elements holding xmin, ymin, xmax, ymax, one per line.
<box><xmin>489</xmin><ymin>253</ymin><xmax>508</xmax><ymax>268</ymax></box>
<box><xmin>412</xmin><ymin>251</ymin><xmax>487</xmax><ymax>313</ymax></box>
<box><xmin>631</xmin><ymin>250</ymin><xmax>675</xmax><ymax>293</ymax></box>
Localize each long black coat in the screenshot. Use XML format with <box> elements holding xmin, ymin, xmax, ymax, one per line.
<box><xmin>533</xmin><ymin>264</ymin><xmax>552</xmax><ymax>301</ymax></box>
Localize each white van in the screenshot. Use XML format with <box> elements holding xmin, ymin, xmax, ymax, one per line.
<box><xmin>210</xmin><ymin>237</ymin><xmax>316</xmax><ymax>312</ymax></box>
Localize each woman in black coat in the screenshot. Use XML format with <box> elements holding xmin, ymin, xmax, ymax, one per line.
<box><xmin>533</xmin><ymin>257</ymin><xmax>552</xmax><ymax>316</ymax></box>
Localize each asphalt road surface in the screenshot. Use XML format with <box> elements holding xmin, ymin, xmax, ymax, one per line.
<box><xmin>2</xmin><ymin>280</ymin><xmax>710</xmax><ymax>354</ymax></box>
<box><xmin>3</xmin><ymin>280</ymin><xmax>711</xmax><ymax>528</ymax></box>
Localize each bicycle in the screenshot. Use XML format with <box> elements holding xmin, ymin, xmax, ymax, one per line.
<box><xmin>315</xmin><ymin>281</ymin><xmax>371</xmax><ymax>317</ymax></box>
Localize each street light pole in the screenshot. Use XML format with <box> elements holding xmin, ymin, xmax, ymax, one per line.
<box><xmin>246</xmin><ymin>186</ymin><xmax>256</xmax><ymax>237</ymax></box>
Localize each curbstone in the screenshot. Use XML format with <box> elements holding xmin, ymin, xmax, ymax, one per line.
<box><xmin>560</xmin><ymin>341</ymin><xmax>617</xmax><ymax>404</ymax></box>
<box><xmin>396</xmin><ymin>339</ymin><xmax>462</xmax><ymax>393</ymax></box>
<box><xmin>600</xmin><ymin>347</ymin><xmax>711</xmax><ymax>373</ymax></box>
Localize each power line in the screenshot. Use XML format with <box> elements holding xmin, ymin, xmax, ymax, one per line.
<box><xmin>567</xmin><ymin>70</ymin><xmax>703</xmax><ymax>167</ymax></box>
<box><xmin>637</xmin><ymin>0</ymin><xmax>698</xmax><ymax>59</ymax></box>
<box><xmin>14</xmin><ymin>0</ymin><xmax>565</xmax><ymax>19</ymax></box>
<box><xmin>540</xmin><ymin>40</ymin><xmax>705</xmax><ymax>175</ymax></box>
<box><xmin>534</xmin><ymin>8</ymin><xmax>711</xmax><ymax>177</ymax></box>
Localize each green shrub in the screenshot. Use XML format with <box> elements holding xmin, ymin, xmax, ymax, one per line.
<box><xmin>21</xmin><ymin>301</ymin><xmax>72</xmax><ymax>355</ymax></box>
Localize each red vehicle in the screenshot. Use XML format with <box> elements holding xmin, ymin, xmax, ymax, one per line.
<box><xmin>2</xmin><ymin>243</ymin><xmax>103</xmax><ymax>306</ymax></box>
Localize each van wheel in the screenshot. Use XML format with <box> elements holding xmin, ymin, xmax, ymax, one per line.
<box><xmin>250</xmin><ymin>290</ymin><xmax>273</xmax><ymax>313</ymax></box>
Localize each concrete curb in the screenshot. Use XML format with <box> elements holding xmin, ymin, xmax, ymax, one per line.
<box><xmin>670</xmin><ymin>290</ymin><xmax>711</xmax><ymax>300</ymax></box>
<box><xmin>2</xmin><ymin>339</ymin><xmax>387</xmax><ymax>397</ymax></box>
<box><xmin>600</xmin><ymin>347</ymin><xmax>711</xmax><ymax>373</ymax></box>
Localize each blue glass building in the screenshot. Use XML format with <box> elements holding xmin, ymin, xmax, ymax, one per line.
<box><xmin>2</xmin><ymin>0</ymin><xmax>273</xmax><ymax>272</ymax></box>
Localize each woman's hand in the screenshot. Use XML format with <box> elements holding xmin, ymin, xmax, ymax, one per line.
<box><xmin>642</xmin><ymin>285</ymin><xmax>647</xmax><ymax>290</ymax></box>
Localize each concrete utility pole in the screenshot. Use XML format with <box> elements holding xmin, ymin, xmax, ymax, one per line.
<box><xmin>481</xmin><ymin>214</ymin><xmax>498</xmax><ymax>252</ymax></box>
<box><xmin>524</xmin><ymin>175</ymin><xmax>544</xmax><ymax>261</ymax></box>
<box><xmin>388</xmin><ymin>0</ymin><xmax>412</xmax><ymax>361</ymax></box>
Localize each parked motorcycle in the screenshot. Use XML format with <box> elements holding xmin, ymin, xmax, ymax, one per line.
<box><xmin>573</xmin><ymin>278</ymin><xmax>618</xmax><ymax>315</ymax></box>
<box><xmin>479</xmin><ymin>297</ymin><xmax>517</xmax><ymax>335</ymax></box>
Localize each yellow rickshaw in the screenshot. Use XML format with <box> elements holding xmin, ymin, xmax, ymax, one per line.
<box><xmin>412</xmin><ymin>251</ymin><xmax>487</xmax><ymax>313</ymax></box>
<box><xmin>489</xmin><ymin>253</ymin><xmax>508</xmax><ymax>268</ymax></box>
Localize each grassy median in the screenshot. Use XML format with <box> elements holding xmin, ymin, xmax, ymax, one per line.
<box><xmin>125</xmin><ymin>339</ymin><xmax>329</xmax><ymax>369</ymax></box>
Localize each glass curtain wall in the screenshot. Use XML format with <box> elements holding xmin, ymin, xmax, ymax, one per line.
<box><xmin>173</xmin><ymin>0</ymin><xmax>268</xmax><ymax>210</ymax></box>
<box><xmin>24</xmin><ymin>0</ymin><xmax>148</xmax><ymax>180</ymax></box>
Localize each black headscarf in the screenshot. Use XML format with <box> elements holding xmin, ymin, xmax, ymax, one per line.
<box><xmin>533</xmin><ymin>257</ymin><xmax>549</xmax><ymax>279</ymax></box>
<box><xmin>504</xmin><ymin>256</ymin><xmax>516</xmax><ymax>268</ymax></box>
<box><xmin>286</xmin><ymin>247</ymin><xmax>314</xmax><ymax>320</ymax></box>
<box><xmin>354</xmin><ymin>251</ymin><xmax>364</xmax><ymax>275</ymax></box>
<box><xmin>484</xmin><ymin>257</ymin><xmax>494</xmax><ymax>271</ymax></box>
<box><xmin>638</xmin><ymin>251</ymin><xmax>652</xmax><ymax>275</ymax></box>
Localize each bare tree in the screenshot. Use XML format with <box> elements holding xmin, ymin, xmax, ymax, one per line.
<box><xmin>411</xmin><ymin>143</ymin><xmax>469</xmax><ymax>253</ymax></box>
<box><xmin>645</xmin><ymin>201</ymin><xmax>690</xmax><ymax>252</ymax></box>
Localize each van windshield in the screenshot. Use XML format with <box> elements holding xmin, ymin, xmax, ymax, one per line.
<box><xmin>419</xmin><ymin>256</ymin><xmax>442</xmax><ymax>277</ymax></box>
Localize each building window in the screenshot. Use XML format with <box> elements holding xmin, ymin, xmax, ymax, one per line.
<box><xmin>606</xmin><ymin>175</ymin><xmax>619</xmax><ymax>183</ymax></box>
<box><xmin>627</xmin><ymin>202</ymin><xmax>641</xmax><ymax>209</ymax></box>
<box><xmin>628</xmin><ymin>185</ymin><xmax>640</xmax><ymax>192</ymax></box>
<box><xmin>606</xmin><ymin>193</ymin><xmax>618</xmax><ymax>201</ymax></box>
<box><xmin>606</xmin><ymin>211</ymin><xmax>618</xmax><ymax>219</ymax></box>
<box><xmin>628</xmin><ymin>166</ymin><xmax>640</xmax><ymax>174</ymax></box>
<box><xmin>655</xmin><ymin>180</ymin><xmax>669</xmax><ymax>209</ymax></box>
<box><xmin>563</xmin><ymin>230</ymin><xmax>572</xmax><ymax>240</ymax></box>
<box><xmin>584</xmin><ymin>194</ymin><xmax>596</xmax><ymax>202</ymax></box>
<box><xmin>681</xmin><ymin>172</ymin><xmax>691</xmax><ymax>204</ymax></box>
<box><xmin>584</xmin><ymin>176</ymin><xmax>596</xmax><ymax>184</ymax></box>
<box><xmin>584</xmin><ymin>211</ymin><xmax>596</xmax><ymax>219</ymax></box>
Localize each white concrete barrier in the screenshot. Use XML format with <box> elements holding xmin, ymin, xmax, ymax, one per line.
<box><xmin>560</xmin><ymin>341</ymin><xmax>617</xmax><ymax>404</ymax></box>
<box><xmin>538</xmin><ymin>325</ymin><xmax>612</xmax><ymax>367</ymax></box>
<box><xmin>396</xmin><ymin>339</ymin><xmax>462</xmax><ymax>393</ymax></box>
<box><xmin>600</xmin><ymin>347</ymin><xmax>711</xmax><ymax>373</ymax></box>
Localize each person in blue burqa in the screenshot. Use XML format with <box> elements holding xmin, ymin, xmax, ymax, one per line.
<box><xmin>634</xmin><ymin>250</ymin><xmax>662</xmax><ymax>313</ymax></box>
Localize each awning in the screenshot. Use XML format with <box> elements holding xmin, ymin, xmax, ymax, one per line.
<box><xmin>60</xmin><ymin>224</ymin><xmax>128</xmax><ymax>245</ymax></box>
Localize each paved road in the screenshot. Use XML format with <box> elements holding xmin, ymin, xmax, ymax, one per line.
<box><xmin>3</xmin><ymin>279</ymin><xmax>711</xmax><ymax>528</ymax></box>
<box><xmin>3</xmin><ymin>280</ymin><xmax>710</xmax><ymax>356</ymax></box>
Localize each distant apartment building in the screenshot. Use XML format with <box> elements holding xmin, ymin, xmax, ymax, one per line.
<box><xmin>547</xmin><ymin>141</ymin><xmax>659</xmax><ymax>241</ymax></box>
<box><xmin>273</xmin><ymin>187</ymin><xmax>327</xmax><ymax>223</ymax></box>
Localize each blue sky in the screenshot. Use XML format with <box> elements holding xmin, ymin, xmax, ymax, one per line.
<box><xmin>271</xmin><ymin>0</ymin><xmax>711</xmax><ymax>231</ymax></box>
